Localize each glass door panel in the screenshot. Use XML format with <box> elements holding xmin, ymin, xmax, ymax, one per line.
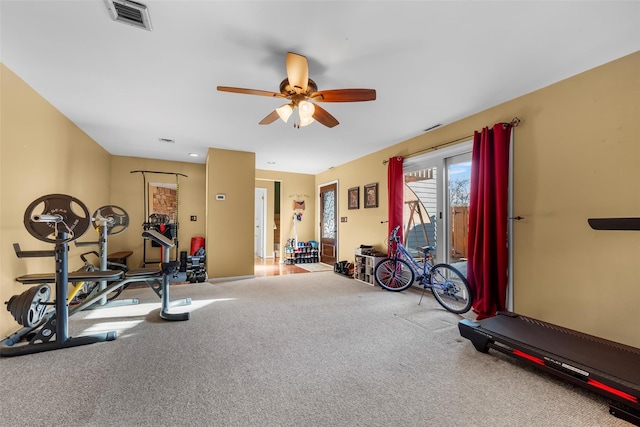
<box><xmin>446</xmin><ymin>153</ymin><xmax>471</xmax><ymax>266</ymax></box>
<box><xmin>404</xmin><ymin>167</ymin><xmax>438</xmax><ymax>259</ymax></box>
<box><xmin>403</xmin><ymin>141</ymin><xmax>472</xmax><ymax>267</ymax></box>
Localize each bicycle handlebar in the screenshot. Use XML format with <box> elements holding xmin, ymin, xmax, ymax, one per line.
<box><xmin>388</xmin><ymin>225</ymin><xmax>401</xmax><ymax>243</ymax></box>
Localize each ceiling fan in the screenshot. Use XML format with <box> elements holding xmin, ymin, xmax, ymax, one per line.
<box><xmin>217</xmin><ymin>52</ymin><xmax>376</xmax><ymax>128</ymax></box>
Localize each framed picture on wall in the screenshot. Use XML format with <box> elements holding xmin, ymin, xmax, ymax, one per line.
<box><xmin>364</xmin><ymin>183</ymin><xmax>378</xmax><ymax>208</ymax></box>
<box><xmin>148</xmin><ymin>182</ymin><xmax>178</xmax><ymax>222</ymax></box>
<box><xmin>348</xmin><ymin>187</ymin><xmax>359</xmax><ymax>209</ymax></box>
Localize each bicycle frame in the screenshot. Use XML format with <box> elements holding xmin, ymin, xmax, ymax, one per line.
<box><xmin>377</xmin><ymin>225</ymin><xmax>472</xmax><ymax>313</ymax></box>
<box><xmin>388</xmin><ymin>235</ymin><xmax>434</xmax><ymax>288</ymax></box>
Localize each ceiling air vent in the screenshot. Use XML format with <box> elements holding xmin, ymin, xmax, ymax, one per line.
<box><xmin>423</xmin><ymin>124</ymin><xmax>442</xmax><ymax>132</ymax></box>
<box><xmin>105</xmin><ymin>0</ymin><xmax>152</xmax><ymax>31</ymax></box>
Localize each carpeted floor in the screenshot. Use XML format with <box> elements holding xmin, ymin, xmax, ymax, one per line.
<box><xmin>0</xmin><ymin>272</ymin><xmax>630</xmax><ymax>426</ymax></box>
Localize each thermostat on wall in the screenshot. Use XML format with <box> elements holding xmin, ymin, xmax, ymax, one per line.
<box><xmin>216</xmin><ymin>194</ymin><xmax>226</xmax><ymax>200</ymax></box>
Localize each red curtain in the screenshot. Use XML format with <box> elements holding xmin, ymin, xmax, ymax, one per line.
<box><xmin>387</xmin><ymin>156</ymin><xmax>404</xmax><ymax>247</ymax></box>
<box><xmin>467</xmin><ymin>124</ymin><xmax>511</xmax><ymax>319</ymax></box>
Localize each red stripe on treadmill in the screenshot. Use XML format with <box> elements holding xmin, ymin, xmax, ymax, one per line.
<box><xmin>513</xmin><ymin>349</ymin><xmax>545</xmax><ymax>366</ymax></box>
<box><xmin>587</xmin><ymin>379</ymin><xmax>639</xmax><ymax>403</ymax></box>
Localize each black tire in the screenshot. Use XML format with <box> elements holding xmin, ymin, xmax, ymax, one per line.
<box><xmin>429</xmin><ymin>263</ymin><xmax>472</xmax><ymax>314</ymax></box>
<box><xmin>374</xmin><ymin>258</ymin><xmax>415</xmax><ymax>291</ymax></box>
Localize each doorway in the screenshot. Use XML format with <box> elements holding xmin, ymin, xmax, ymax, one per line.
<box><xmin>319</xmin><ymin>182</ymin><xmax>337</xmax><ymax>265</ymax></box>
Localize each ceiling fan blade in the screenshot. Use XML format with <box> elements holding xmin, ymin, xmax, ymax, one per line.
<box><xmin>259</xmin><ymin>110</ymin><xmax>280</xmax><ymax>125</ymax></box>
<box><xmin>217</xmin><ymin>86</ymin><xmax>285</xmax><ymax>98</ymax></box>
<box><xmin>286</xmin><ymin>52</ymin><xmax>308</xmax><ymax>94</ymax></box>
<box><xmin>312</xmin><ymin>104</ymin><xmax>339</xmax><ymax>128</ymax></box>
<box><xmin>311</xmin><ymin>89</ymin><xmax>376</xmax><ymax>102</ymax></box>
<box><xmin>588</xmin><ymin>217</ymin><xmax>640</xmax><ymax>231</ymax></box>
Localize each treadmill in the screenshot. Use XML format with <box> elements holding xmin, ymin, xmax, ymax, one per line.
<box><xmin>459</xmin><ymin>217</ymin><xmax>640</xmax><ymax>425</ymax></box>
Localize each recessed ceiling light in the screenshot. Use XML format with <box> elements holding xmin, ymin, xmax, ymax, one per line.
<box><xmin>189</xmin><ymin>153</ymin><xmax>199</xmax><ymax>157</ymax></box>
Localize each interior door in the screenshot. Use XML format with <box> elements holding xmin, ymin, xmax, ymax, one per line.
<box><xmin>319</xmin><ymin>183</ymin><xmax>337</xmax><ymax>265</ymax></box>
<box><xmin>254</xmin><ymin>188</ymin><xmax>266</xmax><ymax>258</ymax></box>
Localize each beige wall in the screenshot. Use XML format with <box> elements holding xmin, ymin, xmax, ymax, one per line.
<box><xmin>1</xmin><ymin>64</ymin><xmax>112</xmax><ymax>336</ymax></box>
<box><xmin>2</xmin><ymin>52</ymin><xmax>638</xmax><ymax>346</ymax></box>
<box><xmin>315</xmin><ymin>156</ymin><xmax>391</xmax><ymax>262</ymax></box>
<box><xmin>206</xmin><ymin>148</ymin><xmax>255</xmax><ymax>278</ymax></box>
<box><xmin>317</xmin><ymin>51</ymin><xmax>640</xmax><ymax>347</ymax></box>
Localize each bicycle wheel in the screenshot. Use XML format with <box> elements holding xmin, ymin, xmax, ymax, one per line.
<box><xmin>374</xmin><ymin>258</ymin><xmax>415</xmax><ymax>292</ymax></box>
<box><xmin>429</xmin><ymin>264</ymin><xmax>472</xmax><ymax>314</ymax></box>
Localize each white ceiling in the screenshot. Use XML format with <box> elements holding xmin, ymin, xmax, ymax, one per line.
<box><xmin>2</xmin><ymin>1</ymin><xmax>639</xmax><ymax>174</ymax></box>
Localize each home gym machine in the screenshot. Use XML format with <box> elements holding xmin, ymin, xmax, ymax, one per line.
<box><xmin>130</xmin><ymin>170</ymin><xmax>187</xmax><ymax>267</ymax></box>
<box><xmin>2</xmin><ymin>194</ymin><xmax>192</xmax><ymax>357</ymax></box>
<box><xmin>459</xmin><ymin>217</ymin><xmax>640</xmax><ymax>425</ymax></box>
<box><xmin>2</xmin><ymin>194</ymin><xmax>123</xmax><ymax>356</ymax></box>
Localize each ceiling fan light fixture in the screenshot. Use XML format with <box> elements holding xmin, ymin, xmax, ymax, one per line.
<box><xmin>299</xmin><ymin>116</ymin><xmax>315</xmax><ymax>127</ymax></box>
<box><xmin>218</xmin><ymin>52</ymin><xmax>375</xmax><ymax>129</ymax></box>
<box><xmin>276</xmin><ymin>104</ymin><xmax>293</xmax><ymax>122</ymax></box>
<box><xmin>298</xmin><ymin>100</ymin><xmax>315</xmax><ymax>118</ymax></box>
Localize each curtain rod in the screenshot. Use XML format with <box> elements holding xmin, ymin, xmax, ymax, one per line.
<box><xmin>130</xmin><ymin>170</ymin><xmax>188</xmax><ymax>177</ymax></box>
<box><xmin>382</xmin><ymin>117</ymin><xmax>521</xmax><ymax>165</ymax></box>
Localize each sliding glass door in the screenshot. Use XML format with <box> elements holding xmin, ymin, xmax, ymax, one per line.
<box><xmin>446</xmin><ymin>152</ymin><xmax>471</xmax><ymax>264</ymax></box>
<box><xmin>403</xmin><ymin>142</ymin><xmax>472</xmax><ymax>269</ymax></box>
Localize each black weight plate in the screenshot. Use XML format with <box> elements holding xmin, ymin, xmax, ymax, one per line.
<box><xmin>6</xmin><ymin>285</ymin><xmax>51</xmax><ymax>327</ymax></box>
<box><xmin>93</xmin><ymin>205</ymin><xmax>129</xmax><ymax>235</ymax></box>
<box><xmin>24</xmin><ymin>194</ymin><xmax>91</xmax><ymax>243</ymax></box>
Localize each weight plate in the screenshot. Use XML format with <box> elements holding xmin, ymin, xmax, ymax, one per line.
<box><xmin>93</xmin><ymin>205</ymin><xmax>129</xmax><ymax>235</ymax></box>
<box><xmin>24</xmin><ymin>194</ymin><xmax>91</xmax><ymax>243</ymax></box>
<box><xmin>6</xmin><ymin>285</ymin><xmax>51</xmax><ymax>327</ymax></box>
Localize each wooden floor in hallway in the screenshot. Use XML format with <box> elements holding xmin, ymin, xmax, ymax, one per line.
<box><xmin>254</xmin><ymin>257</ymin><xmax>309</xmax><ymax>277</ymax></box>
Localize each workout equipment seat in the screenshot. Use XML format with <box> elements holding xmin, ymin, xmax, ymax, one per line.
<box><xmin>16</xmin><ymin>270</ymin><xmax>124</xmax><ymax>285</ymax></box>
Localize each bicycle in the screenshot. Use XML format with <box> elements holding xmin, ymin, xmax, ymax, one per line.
<box><xmin>374</xmin><ymin>225</ymin><xmax>473</xmax><ymax>314</ymax></box>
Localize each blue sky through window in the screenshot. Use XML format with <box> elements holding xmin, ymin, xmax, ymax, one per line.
<box><xmin>449</xmin><ymin>161</ymin><xmax>471</xmax><ymax>182</ymax></box>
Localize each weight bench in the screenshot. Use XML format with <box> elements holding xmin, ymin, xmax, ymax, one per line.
<box><xmin>15</xmin><ymin>269</ymin><xmax>125</xmax><ymax>286</ymax></box>
<box><xmin>3</xmin><ymin>229</ymin><xmax>191</xmax><ymax>356</ymax></box>
<box><xmin>2</xmin><ymin>267</ymin><xmax>125</xmax><ymax>357</ymax></box>
<box><xmin>16</xmin><ymin>230</ymin><xmax>191</xmax><ymax>322</ymax></box>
